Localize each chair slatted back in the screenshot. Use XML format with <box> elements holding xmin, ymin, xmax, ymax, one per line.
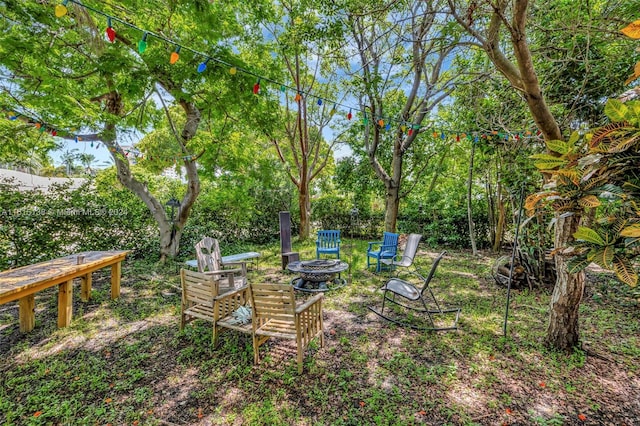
<box><xmin>382</xmin><ymin>232</ymin><xmax>399</xmax><ymax>255</ymax></box>
<box><xmin>181</xmin><ymin>269</ymin><xmax>218</xmax><ymax>308</ymax></box>
<box><xmin>250</xmin><ymin>283</ymin><xmax>296</xmax><ymax>324</ymax></box>
<box><xmin>317</xmin><ymin>230</ymin><xmax>340</xmax><ymax>249</ymax></box>
<box><xmin>419</xmin><ymin>251</ymin><xmax>446</xmax><ymax>296</ymax></box>
<box><xmin>195</xmin><ymin>237</ymin><xmax>223</xmax><ymax>273</ymax></box>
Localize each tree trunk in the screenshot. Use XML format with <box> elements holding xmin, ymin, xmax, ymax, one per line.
<box><xmin>384</xmin><ymin>183</ymin><xmax>401</xmax><ymax>233</ymax></box>
<box><xmin>102</xmin><ymin>90</ymin><xmax>201</xmax><ymax>262</ymax></box>
<box><xmin>298</xmin><ymin>184</ymin><xmax>310</xmax><ymax>240</ymax></box>
<box><xmin>546</xmin><ymin>214</ymin><xmax>585</xmax><ymax>350</ymax></box>
<box><xmin>467</xmin><ymin>142</ymin><xmax>478</xmax><ymax>255</ymax></box>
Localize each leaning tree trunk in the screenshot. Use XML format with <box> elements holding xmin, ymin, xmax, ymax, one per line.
<box><xmin>546</xmin><ymin>214</ymin><xmax>585</xmax><ymax>350</ymax></box>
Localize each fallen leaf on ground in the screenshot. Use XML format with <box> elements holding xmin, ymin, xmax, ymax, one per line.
<box><xmin>578</xmin><ymin>413</ymin><xmax>587</xmax><ymax>421</ymax></box>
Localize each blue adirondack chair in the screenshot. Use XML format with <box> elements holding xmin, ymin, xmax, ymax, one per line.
<box><xmin>316</xmin><ymin>230</ymin><xmax>341</xmax><ymax>259</ymax></box>
<box><xmin>367</xmin><ymin>232</ymin><xmax>399</xmax><ymax>272</ymax></box>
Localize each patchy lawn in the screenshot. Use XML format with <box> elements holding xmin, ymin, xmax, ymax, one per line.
<box><xmin>1</xmin><ymin>241</ymin><xmax>638</xmax><ymax>425</ymax></box>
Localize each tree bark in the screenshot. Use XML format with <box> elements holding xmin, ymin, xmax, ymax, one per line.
<box><xmin>546</xmin><ymin>214</ymin><xmax>585</xmax><ymax>350</ymax></box>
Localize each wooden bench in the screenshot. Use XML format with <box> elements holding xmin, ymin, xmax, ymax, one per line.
<box><xmin>0</xmin><ymin>250</ymin><xmax>129</xmax><ymax>332</ymax></box>
<box><xmin>185</xmin><ymin>251</ymin><xmax>261</xmax><ymax>271</ymax></box>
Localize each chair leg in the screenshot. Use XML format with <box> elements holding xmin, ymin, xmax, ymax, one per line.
<box><xmin>253</xmin><ymin>334</ymin><xmax>260</xmax><ymax>365</ymax></box>
<box><xmin>212</xmin><ymin>325</ymin><xmax>219</xmax><ymax>347</ymax></box>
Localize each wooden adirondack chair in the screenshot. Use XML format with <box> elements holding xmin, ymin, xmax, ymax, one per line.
<box><xmin>180</xmin><ymin>268</ymin><xmax>251</xmax><ymax>345</ymax></box>
<box><xmin>195</xmin><ymin>237</ymin><xmax>247</xmax><ymax>292</ymax></box>
<box><xmin>249</xmin><ymin>283</ymin><xmax>324</xmax><ymax>373</ymax></box>
<box><xmin>316</xmin><ymin>230</ymin><xmax>341</xmax><ymax>259</ymax></box>
<box><xmin>366</xmin><ymin>232</ymin><xmax>399</xmax><ymax>272</ymax></box>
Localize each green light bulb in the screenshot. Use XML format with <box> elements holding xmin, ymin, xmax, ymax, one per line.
<box><xmin>138</xmin><ymin>33</ymin><xmax>148</xmax><ymax>54</ymax></box>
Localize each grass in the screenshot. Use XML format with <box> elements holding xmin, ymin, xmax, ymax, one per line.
<box><xmin>0</xmin><ymin>238</ymin><xmax>639</xmax><ymax>425</ymax></box>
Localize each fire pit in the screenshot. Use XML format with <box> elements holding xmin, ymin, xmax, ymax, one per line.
<box><xmin>287</xmin><ymin>259</ymin><xmax>349</xmax><ymax>292</ymax></box>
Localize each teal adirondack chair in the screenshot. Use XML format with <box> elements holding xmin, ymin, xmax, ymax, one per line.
<box><xmin>367</xmin><ymin>232</ymin><xmax>399</xmax><ymax>272</ymax></box>
<box><xmin>316</xmin><ymin>230</ymin><xmax>341</xmax><ymax>259</ymax></box>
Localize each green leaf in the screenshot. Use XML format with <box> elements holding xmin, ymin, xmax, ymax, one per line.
<box><xmin>545</xmin><ymin>139</ymin><xmax>570</xmax><ymax>155</ymax></box>
<box><xmin>573</xmin><ymin>226</ymin><xmax>605</xmax><ymax>245</ymax></box>
<box><xmin>587</xmin><ymin>246</ymin><xmax>614</xmax><ymax>267</ymax></box>
<box><xmin>567</xmin><ymin>131</ymin><xmax>580</xmax><ymax>146</ymax></box>
<box><xmin>604</xmin><ymin>99</ymin><xmax>629</xmax><ymax>122</ymax></box>
<box><xmin>566</xmin><ymin>256</ymin><xmax>591</xmax><ymax>274</ymax></box>
<box><xmin>612</xmin><ymin>255</ymin><xmax>638</xmax><ymax>287</ymax></box>
<box><xmin>530</xmin><ymin>154</ymin><xmax>567</xmax><ymax>170</ymax></box>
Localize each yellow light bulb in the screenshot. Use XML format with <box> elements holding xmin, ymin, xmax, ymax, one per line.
<box><xmin>55</xmin><ymin>4</ymin><xmax>68</xmax><ymax>17</ymax></box>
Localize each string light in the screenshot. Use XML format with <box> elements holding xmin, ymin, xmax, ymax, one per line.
<box><xmin>169</xmin><ymin>46</ymin><xmax>180</xmax><ymax>64</ymax></box>
<box><xmin>138</xmin><ymin>32</ymin><xmax>148</xmax><ymax>54</ymax></box>
<box><xmin>197</xmin><ymin>58</ymin><xmax>209</xmax><ymax>73</ymax></box>
<box><xmin>106</xmin><ymin>17</ymin><xmax>116</xmax><ymax>42</ymax></box>
<box><xmin>49</xmin><ymin>0</ymin><xmax>429</xmax><ymax>132</ymax></box>
<box><xmin>42</xmin><ymin>0</ymin><xmax>552</xmax><ymax>149</ymax></box>
<box><xmin>55</xmin><ymin>0</ymin><xmax>68</xmax><ymax>17</ymax></box>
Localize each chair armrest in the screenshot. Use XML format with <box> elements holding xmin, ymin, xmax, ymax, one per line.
<box><xmin>213</xmin><ymin>285</ymin><xmax>249</xmax><ymax>302</ymax></box>
<box><xmin>295</xmin><ymin>294</ymin><xmax>323</xmax><ymax>314</ymax></box>
<box><xmin>204</xmin><ymin>267</ymin><xmax>243</xmax><ymax>276</ymax></box>
<box><xmin>204</xmin><ymin>268</ymin><xmax>244</xmax><ymax>288</ymax></box>
<box><xmin>221</xmin><ymin>261</ymin><xmax>247</xmax><ymax>276</ymax></box>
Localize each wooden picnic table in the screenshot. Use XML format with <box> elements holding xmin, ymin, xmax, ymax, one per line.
<box><xmin>0</xmin><ymin>250</ymin><xmax>130</xmax><ymax>332</ymax></box>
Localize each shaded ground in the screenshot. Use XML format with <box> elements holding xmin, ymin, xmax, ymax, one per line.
<box><xmin>0</xmin><ymin>243</ymin><xmax>638</xmax><ymax>425</ymax></box>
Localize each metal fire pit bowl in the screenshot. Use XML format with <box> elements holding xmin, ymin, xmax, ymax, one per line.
<box><xmin>287</xmin><ymin>260</ymin><xmax>349</xmax><ymax>292</ymax></box>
